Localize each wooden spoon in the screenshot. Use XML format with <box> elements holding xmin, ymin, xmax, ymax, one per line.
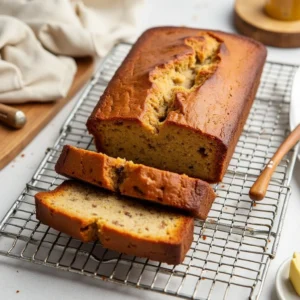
<box><xmin>0</xmin><ymin>103</ymin><xmax>26</xmax><ymax>129</ymax></box>
<box><xmin>249</xmin><ymin>124</ymin><xmax>300</xmax><ymax>201</ymax></box>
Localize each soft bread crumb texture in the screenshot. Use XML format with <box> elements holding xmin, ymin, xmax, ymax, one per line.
<box><xmin>91</xmin><ymin>33</ymin><xmax>222</xmax><ymax>182</ymax></box>
<box><xmin>87</xmin><ymin>27</ymin><xmax>267</xmax><ymax>182</ymax></box>
<box><xmin>143</xmin><ymin>34</ymin><xmax>220</xmax><ymax>131</ymax></box>
<box><xmin>95</xmin><ymin>122</ymin><xmax>222</xmax><ymax>183</ymax></box>
<box><xmin>55</xmin><ymin>145</ymin><xmax>216</xmax><ymax>219</ymax></box>
<box><xmin>37</xmin><ymin>182</ymin><xmax>189</xmax><ymax>241</ymax></box>
<box><xmin>35</xmin><ymin>181</ymin><xmax>194</xmax><ymax>264</ymax></box>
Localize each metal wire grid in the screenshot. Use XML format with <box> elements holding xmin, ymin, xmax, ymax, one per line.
<box><xmin>0</xmin><ymin>43</ymin><xmax>298</xmax><ymax>300</ymax></box>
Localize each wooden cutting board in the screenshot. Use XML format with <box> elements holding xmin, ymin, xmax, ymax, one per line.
<box><xmin>0</xmin><ymin>57</ymin><xmax>95</xmax><ymax>170</ymax></box>
<box><xmin>234</xmin><ymin>0</ymin><xmax>300</xmax><ymax>47</ymax></box>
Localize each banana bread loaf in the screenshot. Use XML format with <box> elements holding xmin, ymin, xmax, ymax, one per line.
<box><xmin>35</xmin><ymin>181</ymin><xmax>194</xmax><ymax>265</ymax></box>
<box><xmin>55</xmin><ymin>145</ymin><xmax>216</xmax><ymax>219</ymax></box>
<box><xmin>87</xmin><ymin>27</ymin><xmax>267</xmax><ymax>183</ymax></box>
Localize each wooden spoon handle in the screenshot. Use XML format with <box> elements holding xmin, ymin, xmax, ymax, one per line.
<box><xmin>249</xmin><ymin>124</ymin><xmax>300</xmax><ymax>201</ymax></box>
<box><xmin>0</xmin><ymin>103</ymin><xmax>26</xmax><ymax>129</ymax></box>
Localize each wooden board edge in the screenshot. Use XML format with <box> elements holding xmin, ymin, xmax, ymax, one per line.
<box><xmin>234</xmin><ymin>7</ymin><xmax>300</xmax><ymax>48</ymax></box>
<box><xmin>0</xmin><ymin>58</ymin><xmax>95</xmax><ymax>170</ymax></box>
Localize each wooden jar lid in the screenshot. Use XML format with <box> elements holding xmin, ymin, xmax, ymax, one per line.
<box><xmin>234</xmin><ymin>0</ymin><xmax>300</xmax><ymax>48</ymax></box>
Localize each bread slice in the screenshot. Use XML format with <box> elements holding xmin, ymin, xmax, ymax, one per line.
<box><xmin>55</xmin><ymin>145</ymin><xmax>216</xmax><ymax>219</ymax></box>
<box><xmin>35</xmin><ymin>181</ymin><xmax>194</xmax><ymax>265</ymax></box>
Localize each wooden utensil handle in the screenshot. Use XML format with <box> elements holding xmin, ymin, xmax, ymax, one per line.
<box><xmin>249</xmin><ymin>124</ymin><xmax>300</xmax><ymax>201</ymax></box>
<box><xmin>0</xmin><ymin>103</ymin><xmax>26</xmax><ymax>129</ymax></box>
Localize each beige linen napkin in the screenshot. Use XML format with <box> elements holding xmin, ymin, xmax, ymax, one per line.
<box><xmin>0</xmin><ymin>16</ymin><xmax>76</xmax><ymax>103</ymax></box>
<box><xmin>0</xmin><ymin>0</ymin><xmax>143</xmax><ymax>103</ymax></box>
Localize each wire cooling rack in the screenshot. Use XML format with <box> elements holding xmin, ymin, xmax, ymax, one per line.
<box><xmin>0</xmin><ymin>42</ymin><xmax>299</xmax><ymax>300</ymax></box>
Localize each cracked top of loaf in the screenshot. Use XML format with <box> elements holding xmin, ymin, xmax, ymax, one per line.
<box><xmin>88</xmin><ymin>26</ymin><xmax>267</xmax><ymax>147</ymax></box>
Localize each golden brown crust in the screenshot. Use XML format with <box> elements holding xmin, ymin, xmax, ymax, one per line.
<box><xmin>55</xmin><ymin>145</ymin><xmax>116</xmax><ymax>191</ymax></box>
<box><xmin>55</xmin><ymin>145</ymin><xmax>216</xmax><ymax>219</ymax></box>
<box><xmin>99</xmin><ymin>217</ymin><xmax>194</xmax><ymax>265</ymax></box>
<box><xmin>87</xmin><ymin>26</ymin><xmax>267</xmax><ymax>183</ymax></box>
<box><xmin>35</xmin><ymin>183</ymin><xmax>97</xmax><ymax>242</ymax></box>
<box><xmin>35</xmin><ymin>181</ymin><xmax>194</xmax><ymax>265</ymax></box>
<box><xmin>88</xmin><ymin>27</ymin><xmax>266</xmax><ymax>140</ymax></box>
<box><xmin>120</xmin><ymin>163</ymin><xmax>214</xmax><ymax>218</ymax></box>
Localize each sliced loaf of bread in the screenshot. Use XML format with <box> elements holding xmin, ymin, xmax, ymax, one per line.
<box><xmin>35</xmin><ymin>181</ymin><xmax>194</xmax><ymax>265</ymax></box>
<box><xmin>55</xmin><ymin>145</ymin><xmax>215</xmax><ymax>219</ymax></box>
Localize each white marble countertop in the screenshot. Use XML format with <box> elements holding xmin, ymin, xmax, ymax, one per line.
<box><xmin>1</xmin><ymin>0</ymin><xmax>300</xmax><ymax>299</ymax></box>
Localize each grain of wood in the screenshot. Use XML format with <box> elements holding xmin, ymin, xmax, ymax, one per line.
<box><xmin>0</xmin><ymin>57</ymin><xmax>95</xmax><ymax>170</ymax></box>
<box><xmin>234</xmin><ymin>0</ymin><xmax>300</xmax><ymax>48</ymax></box>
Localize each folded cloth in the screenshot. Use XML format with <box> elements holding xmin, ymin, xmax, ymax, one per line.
<box><xmin>0</xmin><ymin>0</ymin><xmax>143</xmax><ymax>57</ymax></box>
<box><xmin>0</xmin><ymin>16</ymin><xmax>76</xmax><ymax>103</ymax></box>
<box><xmin>0</xmin><ymin>0</ymin><xmax>143</xmax><ymax>103</ymax></box>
